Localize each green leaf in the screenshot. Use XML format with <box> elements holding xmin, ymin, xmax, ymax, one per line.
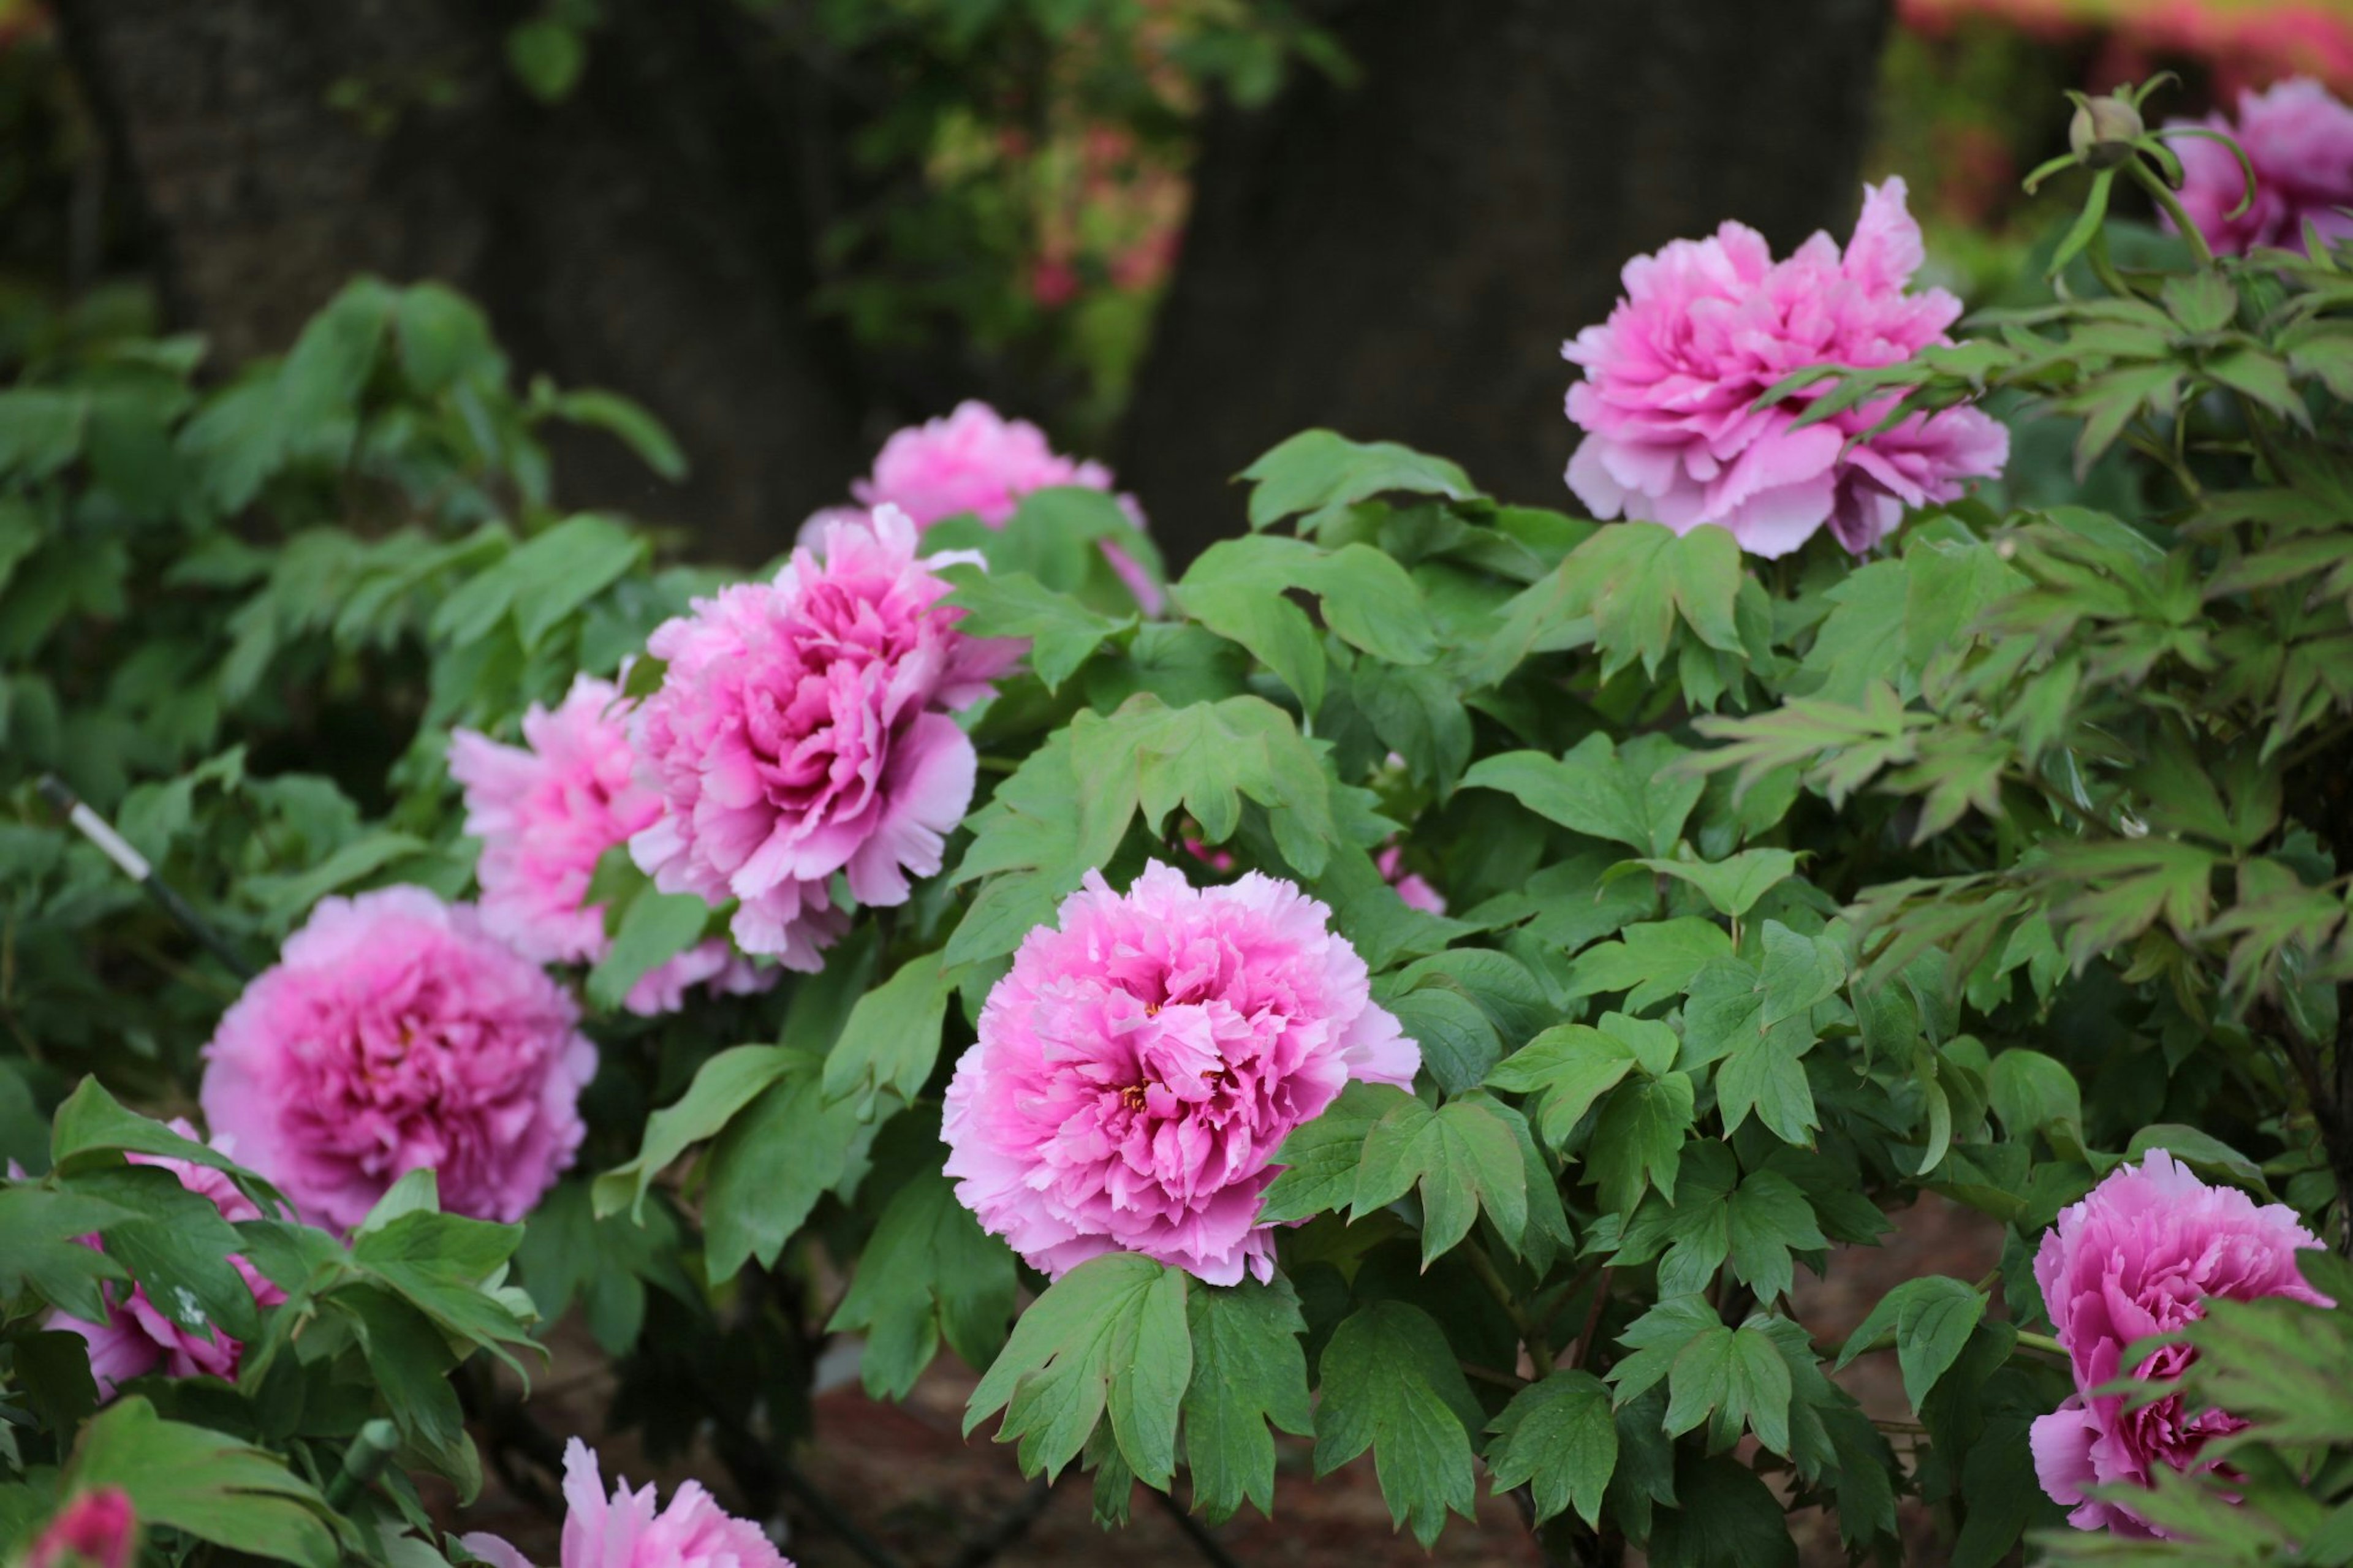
<box><xmin>1352</xmin><ymin>1093</ymin><xmax>1528</xmax><ymax>1263</ymax></box>
<box><xmin>506</xmin><ymin>19</ymin><xmax>586</xmax><ymax>102</ymax></box>
<box><xmin>1066</xmin><ymin>694</ymin><xmax>1343</xmax><ymax>876</ymax></box>
<box><xmin>967</xmin><ymin>1254</ymin><xmax>1192</xmax><ymax>1488</ymax></box>
<box><xmin>1587</xmin><ymin>1072</ymin><xmax>1697</xmax><ymax>1213</ymax></box>
<box><xmin>1181</xmin><ymin>1276</ymin><xmax>1314</xmax><ymax>1524</ymax></box>
<box><xmin>585</xmin><ymin>890</ymin><xmax>711</xmax><ymax>1012</ymax></box>
<box><xmin>543</xmin><ymin>388</ymin><xmax>686</xmax><ymax>480</ymax></box>
<box><xmin>61</xmin><ymin>1164</ymin><xmax>260</xmax><ymax>1341</ymax></box>
<box><xmin>48</xmin><ymin>1079</ymin><xmax>285</xmax><ymax>1213</ymax></box>
<box><xmin>1620</xmin><ymin>848</ymin><xmax>1800</xmax><ymax>918</ymax></box>
<box><xmin>702</xmin><ymin>1053</ymin><xmax>877</xmax><ymax>1281</ymax></box>
<box><xmin>592</xmin><ymin>1045</ymin><xmax>792</xmax><ymax>1220</ymax></box>
<box><xmin>945</xmin><ymin>733</ymin><xmax>1113</xmax><ymax>968</ymax></box>
<box><xmin>1488</xmin><ymin>1013</ymin><xmax>1675</xmax><ymax>1151</ymax></box>
<box><xmin>942</xmin><ymin>566</ymin><xmax>1133</xmax><ymax>692</ymax></box>
<box><xmin>1462</xmin><ymin>732</ymin><xmax>1701</xmax><ymax>857</ymax></box>
<box><xmin>1384</xmin><ymin>987</ymin><xmax>1499</xmax><ymax>1095</ymax></box>
<box><xmin>1312</xmin><ymin>1302</ymin><xmax>1482</xmax><ymax>1547</ymax></box>
<box><xmin>1259</xmin><ymin>1081</ymin><xmax>1408</xmax><ymax>1223</ymax></box>
<box><xmin>828</xmin><ymin>1167</ymin><xmax>1017</xmax><ymax>1401</ymax></box>
<box><xmin>1538</xmin><ymin>521</ymin><xmax>1745</xmax><ymax>679</ymax></box>
<box><xmin>1566</xmin><ymin>918</ymin><xmax>1733</xmax><ymax>1013</ymax></box>
<box><xmin>1663</xmin><ymin>1320</ymin><xmax>1794</xmax><ymax>1456</ymax></box>
<box><xmin>1648</xmin><ymin>1453</ymin><xmax>1798</xmax><ymax>1568</ymax></box>
<box><xmin>1172</xmin><ymin>536</ymin><xmax>1439</xmax><ymax>706</ymax></box>
<box><xmin>70</xmin><ymin>1398</ymin><xmax>339</xmax><ymax>1568</ymax></box>
<box><xmin>1986</xmin><ymin>1048</ymin><xmax>2084</xmax><ymax>1149</ymax></box>
<box><xmin>822</xmin><ymin>952</ymin><xmax>955</xmax><ymax>1112</ymax></box>
<box><xmin>1723</xmin><ymin>1170</ymin><xmax>1828</xmax><ymax>1306</ymax></box>
<box><xmin>1484</xmin><ymin>1371</ymin><xmax>1617</xmax><ymax>1528</ymax></box>
<box><xmin>1241</xmin><ymin>430</ymin><xmax>1476</xmax><ymax>529</ymax></box>
<box><xmin>1835</xmin><ymin>1274</ymin><xmax>1985</xmax><ymax>1414</ymax></box>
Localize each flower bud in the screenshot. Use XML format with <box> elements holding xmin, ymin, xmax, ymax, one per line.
<box><xmin>2069</xmin><ymin>95</ymin><xmax>2145</xmax><ymax>169</ymax></box>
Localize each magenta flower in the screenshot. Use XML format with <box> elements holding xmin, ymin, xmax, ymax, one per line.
<box><xmin>820</xmin><ymin>401</ymin><xmax>1162</xmax><ymax>612</ymax></box>
<box><xmin>629</xmin><ymin>506</ymin><xmax>1015</xmax><ymax>968</ymax></box>
<box><xmin>49</xmin><ymin>1119</ymin><xmax>288</xmax><ymax>1398</ymax></box>
<box><xmin>460</xmin><ymin>1439</ymin><xmax>790</xmax><ymax>1568</ymax></box>
<box><xmin>942</xmin><ymin>862</ymin><xmax>1416</xmax><ymax>1286</ymax></box>
<box><xmin>2030</xmin><ymin>1149</ymin><xmax>2329</xmax><ymax>1536</ymax></box>
<box><xmin>199</xmin><ymin>887</ymin><xmax>596</xmax><ymax>1232</ymax></box>
<box><xmin>2171</xmin><ymin>78</ymin><xmax>2353</xmax><ymax>257</ymax></box>
<box><xmin>1563</xmin><ymin>178</ymin><xmax>2008</xmax><ymax>558</ymax></box>
<box><xmin>23</xmin><ymin>1490</ymin><xmax>137</xmax><ymax>1568</ymax></box>
<box><xmin>449</xmin><ymin>674</ymin><xmax>773</xmax><ymax>1017</ymax></box>
<box><xmin>1376</xmin><ymin>844</ymin><xmax>1447</xmax><ymax>916</ymax></box>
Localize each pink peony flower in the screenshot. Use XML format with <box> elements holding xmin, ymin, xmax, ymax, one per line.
<box><xmin>199</xmin><ymin>887</ymin><xmax>597</xmax><ymax>1232</ymax></box>
<box><xmin>449</xmin><ymin>674</ymin><xmax>773</xmax><ymax>1017</ymax></box>
<box><xmin>823</xmin><ymin>401</ymin><xmax>1162</xmax><ymax>612</ymax></box>
<box><xmin>2030</xmin><ymin>1149</ymin><xmax>2330</xmax><ymax>1536</ymax></box>
<box><xmin>1376</xmin><ymin>844</ymin><xmax>1447</xmax><ymax>916</ymax></box>
<box><xmin>2171</xmin><ymin>78</ymin><xmax>2353</xmax><ymax>257</ymax></box>
<box><xmin>49</xmin><ymin>1120</ymin><xmax>287</xmax><ymax>1399</ymax></box>
<box><xmin>629</xmin><ymin>506</ymin><xmax>1016</xmax><ymax>968</ymax></box>
<box><xmin>23</xmin><ymin>1490</ymin><xmax>137</xmax><ymax>1568</ymax></box>
<box><xmin>460</xmin><ymin>1438</ymin><xmax>790</xmax><ymax>1568</ymax></box>
<box><xmin>941</xmin><ymin>861</ymin><xmax>1417</xmax><ymax>1286</ymax></box>
<box><xmin>1564</xmin><ymin>178</ymin><xmax>2009</xmax><ymax>558</ymax></box>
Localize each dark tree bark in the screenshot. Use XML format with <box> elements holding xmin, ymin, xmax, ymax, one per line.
<box><xmin>1120</xmin><ymin>0</ymin><xmax>1895</xmax><ymax>567</ymax></box>
<box><xmin>53</xmin><ymin>0</ymin><xmax>862</xmax><ymax>562</ymax></box>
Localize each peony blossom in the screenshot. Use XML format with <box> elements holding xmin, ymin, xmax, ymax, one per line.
<box><xmin>2030</xmin><ymin>1149</ymin><xmax>2329</xmax><ymax>1536</ymax></box>
<box><xmin>200</xmin><ymin>887</ymin><xmax>597</xmax><ymax>1232</ymax></box>
<box><xmin>49</xmin><ymin>1120</ymin><xmax>287</xmax><ymax>1398</ymax></box>
<box><xmin>1376</xmin><ymin>844</ymin><xmax>1447</xmax><ymax>916</ymax></box>
<box><xmin>629</xmin><ymin>506</ymin><xmax>1015</xmax><ymax>968</ymax></box>
<box><xmin>460</xmin><ymin>1438</ymin><xmax>790</xmax><ymax>1568</ymax></box>
<box><xmin>814</xmin><ymin>401</ymin><xmax>1161</xmax><ymax>612</ymax></box>
<box><xmin>942</xmin><ymin>862</ymin><xmax>1417</xmax><ymax>1286</ymax></box>
<box><xmin>449</xmin><ymin>675</ymin><xmax>773</xmax><ymax>1017</ymax></box>
<box><xmin>23</xmin><ymin>1490</ymin><xmax>137</xmax><ymax>1568</ymax></box>
<box><xmin>1563</xmin><ymin>178</ymin><xmax>2009</xmax><ymax>558</ymax></box>
<box><xmin>2170</xmin><ymin>78</ymin><xmax>2353</xmax><ymax>257</ymax></box>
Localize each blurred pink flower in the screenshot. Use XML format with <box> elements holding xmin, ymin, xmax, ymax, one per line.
<box><xmin>461</xmin><ymin>1438</ymin><xmax>790</xmax><ymax>1568</ymax></box>
<box><xmin>1376</xmin><ymin>845</ymin><xmax>1447</xmax><ymax>915</ymax></box>
<box><xmin>2031</xmin><ymin>1148</ymin><xmax>2330</xmax><ymax>1536</ymax></box>
<box><xmin>449</xmin><ymin>675</ymin><xmax>772</xmax><ymax>1017</ymax></box>
<box><xmin>824</xmin><ymin>401</ymin><xmax>1162</xmax><ymax>612</ymax></box>
<box><xmin>1564</xmin><ymin>178</ymin><xmax>2008</xmax><ymax>557</ymax></box>
<box><xmin>23</xmin><ymin>1491</ymin><xmax>136</xmax><ymax>1568</ymax></box>
<box><xmin>49</xmin><ymin>1119</ymin><xmax>286</xmax><ymax>1398</ymax></box>
<box><xmin>2172</xmin><ymin>77</ymin><xmax>2353</xmax><ymax>256</ymax></box>
<box><xmin>942</xmin><ymin>862</ymin><xmax>1415</xmax><ymax>1286</ymax></box>
<box><xmin>200</xmin><ymin>887</ymin><xmax>596</xmax><ymax>1232</ymax></box>
<box><xmin>629</xmin><ymin>507</ymin><xmax>1015</xmax><ymax>969</ymax></box>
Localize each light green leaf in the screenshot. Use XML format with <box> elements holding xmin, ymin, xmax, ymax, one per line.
<box><xmin>1181</xmin><ymin>1276</ymin><xmax>1314</xmax><ymax>1524</ymax></box>
<box><xmin>1462</xmin><ymin>732</ymin><xmax>1701</xmax><ymax>857</ymax></box>
<box><xmin>1241</xmin><ymin>430</ymin><xmax>1476</xmax><ymax>529</ymax></box>
<box><xmin>1484</xmin><ymin>1371</ymin><xmax>1618</xmax><ymax>1528</ymax></box>
<box><xmin>1835</xmin><ymin>1275</ymin><xmax>1986</xmax><ymax>1414</ymax></box>
<box><xmin>70</xmin><ymin>1398</ymin><xmax>339</xmax><ymax>1568</ymax></box>
<box><xmin>1312</xmin><ymin>1302</ymin><xmax>1482</xmax><ymax>1547</ymax></box>
<box><xmin>822</xmin><ymin>952</ymin><xmax>955</xmax><ymax>1112</ymax></box>
<box><xmin>828</xmin><ymin>1167</ymin><xmax>1018</xmax><ymax>1400</ymax></box>
<box><xmin>592</xmin><ymin>1045</ymin><xmax>792</xmax><ymax>1220</ymax></box>
<box><xmin>586</xmin><ymin>890</ymin><xmax>715</xmax><ymax>1012</ymax></box>
<box><xmin>702</xmin><ymin>1053</ymin><xmax>878</xmax><ymax>1281</ymax></box>
<box><xmin>1352</xmin><ymin>1094</ymin><xmax>1527</xmax><ymax>1263</ymax></box>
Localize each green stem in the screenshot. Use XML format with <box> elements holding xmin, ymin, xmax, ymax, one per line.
<box><xmin>325</xmin><ymin>1420</ymin><xmax>399</xmax><ymax>1510</ymax></box>
<box><xmin>2014</xmin><ymin>1330</ymin><xmax>2067</xmax><ymax>1359</ymax></box>
<box><xmin>1464</xmin><ymin>1243</ymin><xmax>1553</xmax><ymax>1372</ymax></box>
<box><xmin>2129</xmin><ymin>161</ymin><xmax>2216</xmax><ymax>267</ymax></box>
<box><xmin>2085</xmin><ymin>229</ymin><xmax>2137</xmax><ymax>301</ymax></box>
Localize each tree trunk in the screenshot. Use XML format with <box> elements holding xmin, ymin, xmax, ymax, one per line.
<box><xmin>1119</xmin><ymin>0</ymin><xmax>1894</xmax><ymax>567</ymax></box>
<box><xmin>53</xmin><ymin>0</ymin><xmax>862</xmax><ymax>563</ymax></box>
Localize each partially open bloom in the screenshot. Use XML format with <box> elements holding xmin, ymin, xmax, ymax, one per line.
<box><xmin>942</xmin><ymin>862</ymin><xmax>1416</xmax><ymax>1286</ymax></box>
<box><xmin>2031</xmin><ymin>1149</ymin><xmax>2329</xmax><ymax>1536</ymax></box>
<box><xmin>23</xmin><ymin>1490</ymin><xmax>137</xmax><ymax>1568</ymax></box>
<box><xmin>816</xmin><ymin>401</ymin><xmax>1161</xmax><ymax>611</ymax></box>
<box><xmin>1564</xmin><ymin>178</ymin><xmax>2008</xmax><ymax>557</ymax></box>
<box><xmin>2171</xmin><ymin>78</ymin><xmax>2353</xmax><ymax>257</ymax></box>
<box><xmin>629</xmin><ymin>506</ymin><xmax>1015</xmax><ymax>968</ymax></box>
<box><xmin>200</xmin><ymin>887</ymin><xmax>597</xmax><ymax>1232</ymax></box>
<box><xmin>49</xmin><ymin>1120</ymin><xmax>286</xmax><ymax>1398</ymax></box>
<box><xmin>460</xmin><ymin>1438</ymin><xmax>790</xmax><ymax>1568</ymax></box>
<box><xmin>449</xmin><ymin>675</ymin><xmax>771</xmax><ymax>1017</ymax></box>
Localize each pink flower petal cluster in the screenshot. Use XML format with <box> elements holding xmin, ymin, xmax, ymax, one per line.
<box><xmin>818</xmin><ymin>401</ymin><xmax>1162</xmax><ymax>612</ymax></box>
<box><xmin>200</xmin><ymin>887</ymin><xmax>597</xmax><ymax>1232</ymax></box>
<box><xmin>942</xmin><ymin>862</ymin><xmax>1417</xmax><ymax>1286</ymax></box>
<box><xmin>1376</xmin><ymin>844</ymin><xmax>1447</xmax><ymax>916</ymax></box>
<box><xmin>48</xmin><ymin>1121</ymin><xmax>286</xmax><ymax>1399</ymax></box>
<box><xmin>23</xmin><ymin>1490</ymin><xmax>137</xmax><ymax>1568</ymax></box>
<box><xmin>1564</xmin><ymin>178</ymin><xmax>2009</xmax><ymax>558</ymax></box>
<box><xmin>2172</xmin><ymin>78</ymin><xmax>2353</xmax><ymax>257</ymax></box>
<box><xmin>461</xmin><ymin>1439</ymin><xmax>791</xmax><ymax>1568</ymax></box>
<box><xmin>630</xmin><ymin>507</ymin><xmax>1015</xmax><ymax>969</ymax></box>
<box><xmin>2031</xmin><ymin>1149</ymin><xmax>2329</xmax><ymax>1536</ymax></box>
<box><xmin>449</xmin><ymin>674</ymin><xmax>773</xmax><ymax>1017</ymax></box>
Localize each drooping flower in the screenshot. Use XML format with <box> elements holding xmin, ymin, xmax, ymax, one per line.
<box><xmin>1563</xmin><ymin>177</ymin><xmax>2009</xmax><ymax>558</ymax></box>
<box><xmin>629</xmin><ymin>506</ymin><xmax>1016</xmax><ymax>968</ymax></box>
<box><xmin>449</xmin><ymin>675</ymin><xmax>772</xmax><ymax>1018</ymax></box>
<box><xmin>2030</xmin><ymin>1149</ymin><xmax>2330</xmax><ymax>1536</ymax></box>
<box><xmin>2170</xmin><ymin>77</ymin><xmax>2353</xmax><ymax>257</ymax></box>
<box><xmin>199</xmin><ymin>887</ymin><xmax>597</xmax><ymax>1232</ymax></box>
<box><xmin>22</xmin><ymin>1490</ymin><xmax>137</xmax><ymax>1568</ymax></box>
<box><xmin>48</xmin><ymin>1120</ymin><xmax>286</xmax><ymax>1398</ymax></box>
<box><xmin>817</xmin><ymin>401</ymin><xmax>1161</xmax><ymax>612</ymax></box>
<box><xmin>942</xmin><ymin>862</ymin><xmax>1417</xmax><ymax>1286</ymax></box>
<box><xmin>460</xmin><ymin>1438</ymin><xmax>791</xmax><ymax>1568</ymax></box>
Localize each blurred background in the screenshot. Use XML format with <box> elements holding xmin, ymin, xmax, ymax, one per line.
<box><xmin>4</xmin><ymin>0</ymin><xmax>2349</xmax><ymax>572</ymax></box>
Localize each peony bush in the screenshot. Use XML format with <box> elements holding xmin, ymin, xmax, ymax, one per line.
<box><xmin>6</xmin><ymin>75</ymin><xmax>2353</xmax><ymax>1568</ymax></box>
